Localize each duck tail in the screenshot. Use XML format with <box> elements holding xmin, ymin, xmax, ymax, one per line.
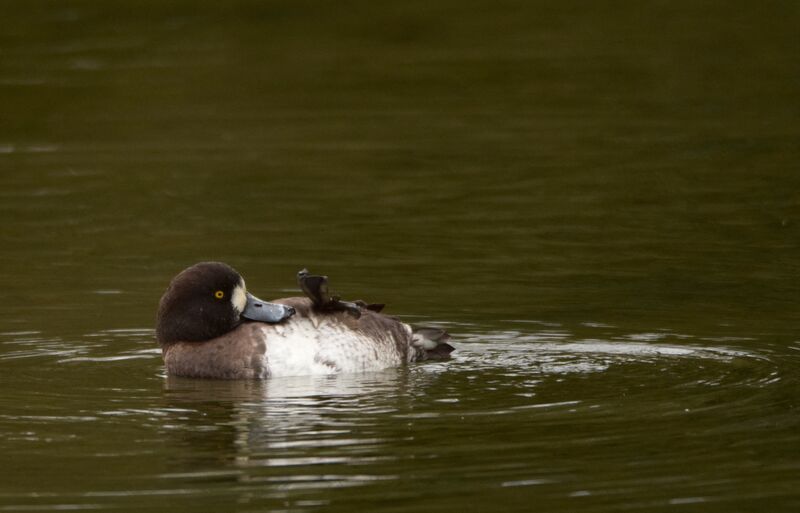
<box><xmin>412</xmin><ymin>327</ymin><xmax>455</xmax><ymax>359</ymax></box>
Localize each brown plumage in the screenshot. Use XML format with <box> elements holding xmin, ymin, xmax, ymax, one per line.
<box><xmin>157</xmin><ymin>262</ymin><xmax>454</xmax><ymax>379</ymax></box>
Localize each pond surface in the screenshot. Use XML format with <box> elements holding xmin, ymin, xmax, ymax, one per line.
<box><xmin>1</xmin><ymin>1</ymin><xmax>799</xmax><ymax>511</ymax></box>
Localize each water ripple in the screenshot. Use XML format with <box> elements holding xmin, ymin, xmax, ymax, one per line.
<box><xmin>1</xmin><ymin>321</ymin><xmax>797</xmax><ymax>512</ymax></box>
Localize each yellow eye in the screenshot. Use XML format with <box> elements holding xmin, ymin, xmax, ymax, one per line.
<box><xmin>214</xmin><ymin>290</ymin><xmax>224</xmax><ymax>299</ymax></box>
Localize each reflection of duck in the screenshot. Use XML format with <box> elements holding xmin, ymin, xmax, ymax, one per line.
<box><xmin>164</xmin><ymin>368</ymin><xmax>406</xmax><ymax>401</ymax></box>
<box><xmin>160</xmin><ymin>371</ymin><xmax>410</xmax><ymax>491</ymax></box>
<box><xmin>156</xmin><ymin>262</ymin><xmax>454</xmax><ymax>379</ymax></box>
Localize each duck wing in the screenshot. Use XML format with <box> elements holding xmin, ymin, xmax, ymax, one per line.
<box><xmin>296</xmin><ymin>269</ymin><xmax>362</xmax><ymax>318</ymax></box>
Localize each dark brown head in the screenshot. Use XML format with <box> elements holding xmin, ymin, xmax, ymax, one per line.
<box><xmin>156</xmin><ymin>262</ymin><xmax>294</xmax><ymax>346</ymax></box>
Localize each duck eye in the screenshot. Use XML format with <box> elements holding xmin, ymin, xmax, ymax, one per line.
<box><xmin>214</xmin><ymin>290</ymin><xmax>224</xmax><ymax>299</ymax></box>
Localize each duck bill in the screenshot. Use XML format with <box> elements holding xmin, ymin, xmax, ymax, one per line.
<box><xmin>241</xmin><ymin>293</ymin><xmax>295</xmax><ymax>323</ymax></box>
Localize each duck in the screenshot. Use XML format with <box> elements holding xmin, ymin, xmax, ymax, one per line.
<box><xmin>156</xmin><ymin>262</ymin><xmax>454</xmax><ymax>379</ymax></box>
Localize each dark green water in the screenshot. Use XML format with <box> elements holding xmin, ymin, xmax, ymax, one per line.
<box><xmin>1</xmin><ymin>1</ymin><xmax>799</xmax><ymax>511</ymax></box>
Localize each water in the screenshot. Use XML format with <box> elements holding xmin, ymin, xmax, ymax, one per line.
<box><xmin>1</xmin><ymin>1</ymin><xmax>799</xmax><ymax>511</ymax></box>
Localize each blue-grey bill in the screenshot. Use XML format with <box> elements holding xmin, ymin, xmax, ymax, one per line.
<box><xmin>241</xmin><ymin>293</ymin><xmax>295</xmax><ymax>323</ymax></box>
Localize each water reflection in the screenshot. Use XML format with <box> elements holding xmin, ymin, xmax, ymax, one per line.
<box><xmin>159</xmin><ymin>371</ymin><xmax>410</xmax><ymax>502</ymax></box>
<box><xmin>0</xmin><ymin>319</ymin><xmax>797</xmax><ymax>511</ymax></box>
<box><xmin>165</xmin><ymin>369</ymin><xmax>406</xmax><ymax>401</ymax></box>
<box><xmin>141</xmin><ymin>322</ymin><xmax>795</xmax><ymax>511</ymax></box>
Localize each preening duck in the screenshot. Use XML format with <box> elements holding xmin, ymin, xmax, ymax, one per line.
<box><xmin>156</xmin><ymin>262</ymin><xmax>453</xmax><ymax>379</ymax></box>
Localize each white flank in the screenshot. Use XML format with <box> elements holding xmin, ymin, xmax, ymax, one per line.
<box><xmin>256</xmin><ymin>314</ymin><xmax>409</xmax><ymax>378</ymax></box>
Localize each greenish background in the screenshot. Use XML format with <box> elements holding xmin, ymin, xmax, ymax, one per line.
<box><xmin>1</xmin><ymin>1</ymin><xmax>798</xmax><ymax>511</ymax></box>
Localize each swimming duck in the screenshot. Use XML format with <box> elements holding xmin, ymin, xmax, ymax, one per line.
<box><xmin>156</xmin><ymin>262</ymin><xmax>454</xmax><ymax>379</ymax></box>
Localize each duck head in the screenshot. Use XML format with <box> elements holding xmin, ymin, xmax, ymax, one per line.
<box><xmin>156</xmin><ymin>262</ymin><xmax>295</xmax><ymax>345</ymax></box>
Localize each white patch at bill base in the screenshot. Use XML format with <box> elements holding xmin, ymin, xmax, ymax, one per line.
<box><xmin>231</xmin><ymin>280</ymin><xmax>247</xmax><ymax>314</ymax></box>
